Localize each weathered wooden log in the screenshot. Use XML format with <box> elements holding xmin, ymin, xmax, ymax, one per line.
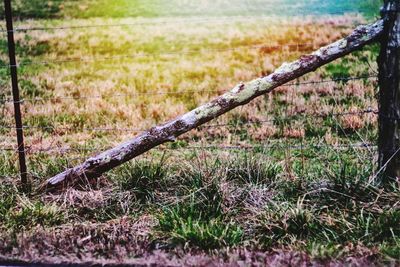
<box><xmin>45</xmin><ymin>20</ymin><xmax>384</xmax><ymax>190</ymax></box>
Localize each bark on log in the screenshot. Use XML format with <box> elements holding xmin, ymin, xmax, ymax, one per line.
<box><xmin>44</xmin><ymin>20</ymin><xmax>384</xmax><ymax>190</ymax></box>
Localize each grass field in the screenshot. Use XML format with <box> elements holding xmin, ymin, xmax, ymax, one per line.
<box><xmin>0</xmin><ymin>0</ymin><xmax>381</xmax><ymax>19</ymax></box>
<box><xmin>1</xmin><ymin>0</ymin><xmax>399</xmax><ymax>266</ymax></box>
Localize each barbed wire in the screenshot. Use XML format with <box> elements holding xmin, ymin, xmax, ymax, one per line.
<box><xmin>179</xmin><ymin>142</ymin><xmax>376</xmax><ymax>151</ymax></box>
<box><xmin>0</xmin><ymin>89</ymin><xmax>220</xmax><ymax>104</ymax></box>
<box><xmin>0</xmin><ymin>12</ymin><xmax>361</xmax><ymax>33</ymax></box>
<box><xmin>0</xmin><ymin>42</ymin><xmax>321</xmax><ymax>69</ymax></box>
<box><xmin>0</xmin><ymin>141</ymin><xmax>378</xmax><ymax>178</ymax></box>
<box><xmin>201</xmin><ymin>108</ymin><xmax>378</xmax><ymax>129</ymax></box>
<box><xmin>0</xmin><ymin>108</ymin><xmax>378</xmax><ymax>134</ymax></box>
<box><xmin>0</xmin><ymin>141</ymin><xmax>376</xmax><ymax>154</ymax></box>
<box><xmin>0</xmin><ymin>6</ymin><xmax>380</xmax><ymax>182</ymax></box>
<box><xmin>0</xmin><ymin>75</ymin><xmax>378</xmax><ymax>105</ymax></box>
<box><xmin>285</xmin><ymin>75</ymin><xmax>377</xmax><ymax>86</ymax></box>
<box><xmin>0</xmin><ymin>17</ymin><xmax>307</xmax><ymax>33</ymax></box>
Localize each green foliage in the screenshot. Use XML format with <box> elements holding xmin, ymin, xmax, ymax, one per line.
<box><xmin>0</xmin><ymin>153</ymin><xmax>18</xmax><ymax>177</ymax></box>
<box><xmin>112</xmin><ymin>158</ymin><xmax>167</xmax><ymax>204</ymax></box>
<box><xmin>0</xmin><ymin>184</ymin><xmax>17</xmax><ymax>223</ymax></box>
<box><xmin>304</xmin><ymin>118</ymin><xmax>328</xmax><ymax>137</ymax></box>
<box><xmin>324</xmin><ymin>62</ymin><xmax>351</xmax><ymax>80</ymax></box>
<box><xmin>256</xmin><ymin>201</ymin><xmax>323</xmax><ymax>246</ymax></box>
<box><xmin>28</xmin><ymin>153</ymin><xmax>71</xmax><ymax>179</ymax></box>
<box><xmin>276</xmin><ymin>179</ymin><xmax>306</xmax><ymax>202</ymax></box>
<box><xmin>256</xmin><ymin>196</ymin><xmax>400</xmax><ymax>251</ymax></box>
<box><xmin>158</xmin><ymin>201</ymin><xmax>242</xmax><ymax>249</ymax></box>
<box><xmin>0</xmin><ymin>0</ymin><xmax>65</xmax><ymax>19</ymax></box>
<box><xmin>180</xmin><ymin>180</ymin><xmax>223</xmax><ymax>219</ymax></box>
<box><xmin>380</xmin><ymin>239</ymin><xmax>400</xmax><ymax>260</ymax></box>
<box><xmin>368</xmin><ymin>210</ymin><xmax>400</xmax><ymax>243</ymax></box>
<box><xmin>226</xmin><ymin>157</ymin><xmax>283</xmax><ymax>185</ymax></box>
<box><xmin>7</xmin><ymin>200</ymin><xmax>63</xmax><ymax>230</ymax></box>
<box><xmin>306</xmin><ymin>242</ymin><xmax>344</xmax><ymax>261</ymax></box>
<box><xmin>19</xmin><ymin>79</ymin><xmax>44</xmax><ymax>98</ymax></box>
<box><xmin>71</xmin><ymin>193</ymin><xmax>132</xmax><ymax>222</ymax></box>
<box><xmin>155</xmin><ymin>160</ymin><xmax>244</xmax><ymax>249</ymax></box>
<box><xmin>168</xmin><ymin>140</ymin><xmax>188</xmax><ymax>149</ymax></box>
<box><xmin>0</xmin><ymin>0</ymin><xmax>380</xmax><ymax>19</ymax></box>
<box><xmin>0</xmin><ymin>183</ymin><xmax>63</xmax><ymax>230</ymax></box>
<box><xmin>311</xmin><ymin>161</ymin><xmax>377</xmax><ymax>210</ymax></box>
<box><xmin>0</xmin><ymin>0</ymin><xmax>393</xmax><ymax>262</ymax></box>
<box><xmin>359</xmin><ymin>0</ymin><xmax>381</xmax><ymax>18</ymax></box>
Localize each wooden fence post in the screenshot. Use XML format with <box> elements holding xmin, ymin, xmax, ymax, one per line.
<box><xmin>378</xmin><ymin>0</ymin><xmax>400</xmax><ymax>181</ymax></box>
<box><xmin>4</xmin><ymin>0</ymin><xmax>28</xmax><ymax>187</ymax></box>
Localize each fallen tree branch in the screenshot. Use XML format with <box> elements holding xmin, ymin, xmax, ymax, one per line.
<box><xmin>44</xmin><ymin>19</ymin><xmax>384</xmax><ymax>190</ymax></box>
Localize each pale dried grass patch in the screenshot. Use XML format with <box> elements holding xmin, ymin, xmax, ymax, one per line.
<box><xmin>283</xmin><ymin>127</ymin><xmax>305</xmax><ymax>139</ymax></box>
<box><xmin>249</xmin><ymin>124</ymin><xmax>277</xmax><ymax>141</ymax></box>
<box><xmin>0</xmin><ymin>15</ymin><xmax>376</xmax><ymax>151</ymax></box>
<box><xmin>339</xmin><ymin>106</ymin><xmax>366</xmax><ymax>131</ymax></box>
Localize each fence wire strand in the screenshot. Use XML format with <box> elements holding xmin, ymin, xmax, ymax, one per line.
<box><xmin>0</xmin><ymin>42</ymin><xmax>322</xmax><ymax>69</ymax></box>
<box><xmin>0</xmin><ymin>9</ymin><xmax>381</xmax><ymax>180</ymax></box>
<box><xmin>0</xmin><ymin>75</ymin><xmax>378</xmax><ymax>105</ymax></box>
<box><xmin>0</xmin><ymin>12</ymin><xmax>359</xmax><ymax>33</ymax></box>
<box><xmin>0</xmin><ymin>141</ymin><xmax>377</xmax><ymax>154</ymax></box>
<box><xmin>0</xmin><ymin>108</ymin><xmax>378</xmax><ymax>133</ymax></box>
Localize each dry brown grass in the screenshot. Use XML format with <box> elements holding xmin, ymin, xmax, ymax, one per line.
<box><xmin>0</xmin><ymin>14</ymin><xmax>375</xmax><ymax>154</ymax></box>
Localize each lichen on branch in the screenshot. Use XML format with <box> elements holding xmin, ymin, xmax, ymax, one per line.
<box><xmin>44</xmin><ymin>19</ymin><xmax>384</xmax><ymax>191</ymax></box>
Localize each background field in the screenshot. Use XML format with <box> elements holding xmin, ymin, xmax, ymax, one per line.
<box><xmin>0</xmin><ymin>0</ymin><xmax>381</xmax><ymax>19</ymax></box>
<box><xmin>1</xmin><ymin>0</ymin><xmax>399</xmax><ymax>266</ymax></box>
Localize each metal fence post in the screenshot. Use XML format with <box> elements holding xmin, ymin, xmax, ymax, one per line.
<box><xmin>378</xmin><ymin>0</ymin><xmax>400</xmax><ymax>181</ymax></box>
<box><xmin>4</xmin><ymin>0</ymin><xmax>28</xmax><ymax>186</ymax></box>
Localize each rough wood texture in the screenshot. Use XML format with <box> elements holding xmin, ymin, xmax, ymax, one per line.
<box><xmin>378</xmin><ymin>1</ymin><xmax>400</xmax><ymax>180</ymax></box>
<box><xmin>45</xmin><ymin>20</ymin><xmax>384</xmax><ymax>190</ymax></box>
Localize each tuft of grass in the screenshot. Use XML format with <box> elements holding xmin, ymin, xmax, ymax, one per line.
<box><xmin>380</xmin><ymin>238</ymin><xmax>400</xmax><ymax>260</ymax></box>
<box><xmin>70</xmin><ymin>192</ymin><xmax>134</xmax><ymax>222</ymax></box>
<box><xmin>0</xmin><ymin>0</ymin><xmax>64</xmax><ymax>19</ymax></box>
<box><xmin>226</xmin><ymin>156</ymin><xmax>283</xmax><ymax>185</ymax></box>
<box><xmin>0</xmin><ymin>2</ymin><xmax>392</xmax><ymax>263</ymax></box>
<box><xmin>112</xmin><ymin>158</ymin><xmax>168</xmax><ymax>204</ymax></box>
<box><xmin>157</xmin><ymin>201</ymin><xmax>243</xmax><ymax>249</ymax></box>
<box><xmin>155</xmin><ymin>158</ymin><xmax>244</xmax><ymax>249</ymax></box>
<box><xmin>7</xmin><ymin>199</ymin><xmax>63</xmax><ymax>230</ymax></box>
<box><xmin>306</xmin><ymin>242</ymin><xmax>344</xmax><ymax>261</ymax></box>
<box><xmin>256</xmin><ymin>200</ymin><xmax>323</xmax><ymax>247</ymax></box>
<box><xmin>28</xmin><ymin>153</ymin><xmax>73</xmax><ymax>179</ymax></box>
<box><xmin>367</xmin><ymin>210</ymin><xmax>400</xmax><ymax>243</ymax></box>
<box><xmin>0</xmin><ymin>184</ymin><xmax>63</xmax><ymax>231</ymax></box>
<box><xmin>0</xmin><ymin>183</ymin><xmax>17</xmax><ymax>224</ymax></box>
